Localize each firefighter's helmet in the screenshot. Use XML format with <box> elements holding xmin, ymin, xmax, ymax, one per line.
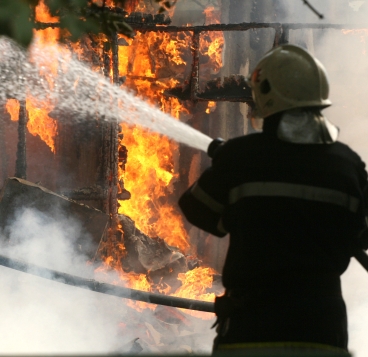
<box><xmin>247</xmin><ymin>44</ymin><xmax>331</xmax><ymax>119</ymax></box>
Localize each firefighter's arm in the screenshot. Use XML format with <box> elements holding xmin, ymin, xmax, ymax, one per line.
<box><xmin>179</xmin><ymin>179</ymin><xmax>227</xmax><ymax>237</ymax></box>
<box><xmin>357</xmin><ymin>182</ymin><xmax>368</xmax><ymax>250</ymax></box>
<box><xmin>179</xmin><ymin>137</ymin><xmax>230</xmax><ymax>237</ymax></box>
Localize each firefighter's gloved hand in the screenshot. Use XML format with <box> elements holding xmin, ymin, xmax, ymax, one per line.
<box><xmin>207</xmin><ymin>138</ymin><xmax>225</xmax><ymax>158</ymax></box>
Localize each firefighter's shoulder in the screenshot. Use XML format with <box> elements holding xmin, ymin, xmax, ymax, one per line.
<box><xmin>212</xmin><ymin>132</ymin><xmax>263</xmax><ymax>161</ymax></box>
<box><xmin>329</xmin><ymin>140</ymin><xmax>366</xmax><ymax>169</ymax></box>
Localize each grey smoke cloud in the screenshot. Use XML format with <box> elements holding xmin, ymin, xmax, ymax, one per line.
<box><xmin>0</xmin><ymin>207</ymin><xmax>125</xmax><ymax>353</ymax></box>
<box><xmin>0</xmin><ymin>207</ymin><xmax>215</xmax><ymax>354</ymax></box>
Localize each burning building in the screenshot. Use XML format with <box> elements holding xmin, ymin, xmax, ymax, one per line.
<box><xmin>1</xmin><ymin>0</ymin><xmax>368</xmax><ymax>354</ymax></box>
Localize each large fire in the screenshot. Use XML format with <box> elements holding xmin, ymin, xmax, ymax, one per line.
<box><xmin>114</xmin><ymin>3</ymin><xmax>224</xmax><ymax>318</ymax></box>
<box><xmin>118</xmin><ymin>123</ymin><xmax>190</xmax><ymax>252</ymax></box>
<box><xmin>116</xmin><ymin>27</ymin><xmax>192</xmax><ymax>253</ymax></box>
<box><xmin>5</xmin><ymin>0</ymin><xmax>225</xmax><ymax>319</ymax></box>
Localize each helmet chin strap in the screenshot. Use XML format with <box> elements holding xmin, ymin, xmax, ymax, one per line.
<box><xmin>276</xmin><ymin>109</ymin><xmax>339</xmax><ymax>144</ymax></box>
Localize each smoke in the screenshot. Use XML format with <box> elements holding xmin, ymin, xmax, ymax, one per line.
<box><xmin>0</xmin><ymin>207</ymin><xmax>215</xmax><ymax>354</ymax></box>
<box><xmin>2</xmin><ymin>206</ymin><xmax>92</xmax><ymax>275</ymax></box>
<box><xmin>273</xmin><ymin>1</ymin><xmax>368</xmax><ymax>356</ymax></box>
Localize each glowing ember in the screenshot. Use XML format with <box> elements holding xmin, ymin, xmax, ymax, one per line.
<box><xmin>206</xmin><ymin>101</ymin><xmax>217</xmax><ymax>114</ymax></box>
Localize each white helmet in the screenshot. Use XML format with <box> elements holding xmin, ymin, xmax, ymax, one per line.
<box><xmin>247</xmin><ymin>44</ymin><xmax>331</xmax><ymax>119</ymax></box>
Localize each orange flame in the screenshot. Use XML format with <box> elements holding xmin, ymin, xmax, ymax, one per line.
<box><xmin>35</xmin><ymin>0</ymin><xmax>59</xmax><ymax>23</ymax></box>
<box><xmin>112</xmin><ymin>3</ymin><xmax>224</xmax><ymax>316</ymax></box>
<box><xmin>174</xmin><ymin>267</ymin><xmax>216</xmax><ymax>300</ymax></box>
<box><xmin>117</xmin><ymin>28</ymin><xmax>192</xmax><ymax>253</ymax></box>
<box><xmin>95</xmin><ymin>256</ymin><xmax>155</xmax><ymax>311</ymax></box>
<box><xmin>118</xmin><ymin>123</ymin><xmax>190</xmax><ymax>252</ymax></box>
<box><xmin>30</xmin><ymin>0</ymin><xmax>223</xmax><ymax>317</ymax></box>
<box><xmin>92</xmin><ymin>0</ymin><xmax>117</xmax><ymax>7</ymax></box>
<box><xmin>124</xmin><ymin>0</ymin><xmax>141</xmax><ymax>12</ymax></box>
<box><xmin>5</xmin><ymin>96</ymin><xmax>57</xmax><ymax>152</ymax></box>
<box><xmin>173</xmin><ymin>266</ymin><xmax>216</xmax><ymax>319</ymax></box>
<box><xmin>206</xmin><ymin>101</ymin><xmax>216</xmax><ymax>114</ymax></box>
<box><xmin>26</xmin><ymin>97</ymin><xmax>57</xmax><ymax>153</ymax></box>
<box><xmin>11</xmin><ymin>0</ymin><xmax>60</xmax><ymax>153</ymax></box>
<box><xmin>5</xmin><ymin>99</ymin><xmax>20</xmax><ymax>122</ymax></box>
<box><xmin>35</xmin><ymin>0</ymin><xmax>60</xmax><ymax>46</ymax></box>
<box><xmin>200</xmin><ymin>6</ymin><xmax>224</xmax><ymax>73</ymax></box>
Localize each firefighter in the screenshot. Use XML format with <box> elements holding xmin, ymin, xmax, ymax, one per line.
<box><xmin>179</xmin><ymin>44</ymin><xmax>368</xmax><ymax>354</ymax></box>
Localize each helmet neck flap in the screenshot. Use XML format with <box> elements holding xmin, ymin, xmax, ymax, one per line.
<box><xmin>277</xmin><ymin>109</ymin><xmax>339</xmax><ymax>144</ymax></box>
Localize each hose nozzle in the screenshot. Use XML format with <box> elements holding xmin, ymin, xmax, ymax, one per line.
<box><xmin>207</xmin><ymin>138</ymin><xmax>225</xmax><ymax>158</ymax></box>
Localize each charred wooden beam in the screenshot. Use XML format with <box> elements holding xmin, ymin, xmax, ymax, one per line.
<box><xmin>197</xmin><ymin>75</ymin><xmax>253</xmax><ymax>102</ymax></box>
<box><xmin>110</xmin><ymin>32</ymin><xmax>120</xmax><ymax>227</ymax></box>
<box><xmin>112</xmin><ymin>32</ymin><xmax>120</xmax><ymax>84</ymax></box>
<box><xmin>165</xmin><ymin>75</ymin><xmax>253</xmax><ymax>103</ymax></box>
<box><xmin>196</xmin><ymin>96</ymin><xmax>252</xmax><ymax>103</ymax></box>
<box><xmin>35</xmin><ymin>21</ymin><xmax>362</xmax><ymax>33</ymax></box>
<box><xmin>60</xmin><ymin>186</ymin><xmax>104</xmax><ymax>201</ymax></box>
<box><xmin>85</xmin><ymin>7</ymin><xmax>171</xmax><ymax>25</ymax></box>
<box><xmin>103</xmin><ymin>41</ymin><xmax>111</xmax><ymax>78</ymax></box>
<box><xmin>164</xmin><ymin>83</ymin><xmax>191</xmax><ymax>101</ymax></box>
<box><xmin>190</xmin><ymin>30</ymin><xmax>200</xmax><ymax>102</ymax></box>
<box><xmin>273</xmin><ymin>24</ymin><xmax>283</xmax><ymax>48</ymax></box>
<box><xmin>125</xmin><ymin>12</ymin><xmax>171</xmax><ymax>26</ymax></box>
<box><xmin>34</xmin><ymin>22</ymin><xmax>60</xmax><ymax>30</ymax></box>
<box><xmin>101</xmin><ymin>41</ymin><xmax>112</xmax><ymax>215</ymax></box>
<box><xmin>101</xmin><ymin>127</ymin><xmax>112</xmax><ymax>213</ymax></box>
<box><xmin>279</xmin><ymin>25</ymin><xmax>290</xmax><ymax>45</ymax></box>
<box><xmin>34</xmin><ymin>10</ymin><xmax>171</xmax><ymax>33</ymax></box>
<box><xmin>0</xmin><ymin>105</ymin><xmax>7</xmax><ymax>182</ymax></box>
<box><xmin>129</xmin><ymin>22</ymin><xmax>359</xmax><ymax>33</ymax></box>
<box><xmin>15</xmin><ymin>100</ymin><xmax>28</xmax><ymax>179</ymax></box>
<box><xmin>0</xmin><ymin>254</ymin><xmax>215</xmax><ymax>313</ymax></box>
<box><xmin>126</xmin><ymin>75</ymin><xmax>157</xmax><ymax>82</ymax></box>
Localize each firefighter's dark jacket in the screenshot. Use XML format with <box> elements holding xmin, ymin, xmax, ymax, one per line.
<box><xmin>179</xmin><ymin>118</ymin><xmax>368</xmax><ymax>293</ymax></box>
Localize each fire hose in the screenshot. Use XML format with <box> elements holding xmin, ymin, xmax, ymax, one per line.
<box><xmin>0</xmin><ymin>254</ymin><xmax>215</xmax><ymax>313</ymax></box>
<box><xmin>1</xmin><ymin>249</ymin><xmax>368</xmax><ymax>314</ymax></box>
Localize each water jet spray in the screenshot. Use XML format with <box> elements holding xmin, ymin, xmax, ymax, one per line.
<box><xmin>0</xmin><ymin>37</ymin><xmax>213</xmax><ymax>153</ymax></box>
